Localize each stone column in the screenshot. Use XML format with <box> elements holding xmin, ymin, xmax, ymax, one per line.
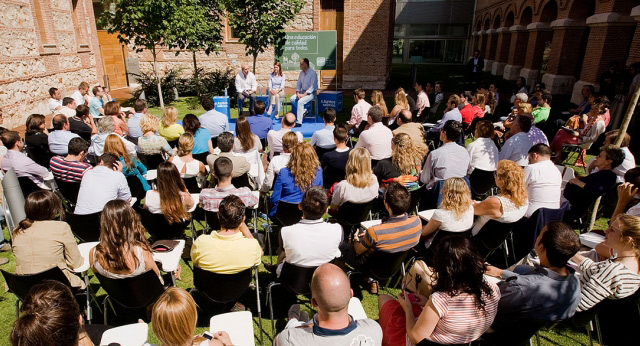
<box><xmin>542</xmin><ymin>19</ymin><xmax>588</xmax><ymax>95</ymax></box>
<box><xmin>479</xmin><ymin>30</ymin><xmax>488</xmax><ymax>58</ymax></box>
<box><xmin>520</xmin><ymin>22</ymin><xmax>553</xmax><ymax>86</ymax></box>
<box><xmin>484</xmin><ymin>29</ymin><xmax>497</xmax><ymax>73</ymax></box>
<box><xmin>503</xmin><ymin>25</ymin><xmax>528</xmax><ymax>80</ymax></box>
<box><xmin>626</xmin><ymin>6</ymin><xmax>640</xmax><ymax>66</ymax></box>
<box><xmin>571</xmin><ymin>12</ymin><xmax>636</xmax><ymax>103</ymax></box>
<box><xmin>492</xmin><ymin>27</ymin><xmax>510</xmax><ymax>76</ymax></box>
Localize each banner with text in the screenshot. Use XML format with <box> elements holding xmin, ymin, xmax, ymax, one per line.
<box><xmin>277</xmin><ymin>31</ymin><xmax>337</xmax><ymax>71</ymax></box>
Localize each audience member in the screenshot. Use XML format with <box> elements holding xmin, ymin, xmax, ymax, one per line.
<box><xmin>50</xmin><ymin>137</ymin><xmax>91</xmax><ymax>183</ymax></box>
<box><xmin>235</xmin><ymin>63</ymin><xmax>257</xmax><ymax>115</ymax></box>
<box><xmin>183</xmin><ymin>113</ymin><xmax>214</xmax><ymax>157</ymax></box>
<box><xmin>69</xmin><ymin>104</ymin><xmax>97</xmax><ymax>141</ymax></box>
<box><xmin>569</xmin><ymin>85</ymin><xmax>594</xmax><ymax>115</ymax></box>
<box><xmin>267</xmin><ymin>62</ymin><xmax>286</xmax><ymax>115</ymax></box>
<box><xmin>274</xmin><ymin>263</ymin><xmax>382</xmax><ymax>345</ymax></box>
<box><xmin>48</xmin><ymin>87</ymin><xmax>62</xmax><ymax>113</ymax></box>
<box><xmin>261</xmin><ymin>132</ymin><xmax>298</xmax><ymax>192</ymax></box>
<box><xmin>524</xmin><ymin>144</ymin><xmax>561</xmax><ymax>217</ymax></box>
<box><xmin>329</xmin><ymin>148</ymin><xmax>379</xmax><ymax>209</ymax></box>
<box><xmin>24</xmin><ymin>113</ymin><xmax>51</xmax><ymax>157</ymax></box>
<box><xmin>612</xmin><ymin>168</ymin><xmax>640</xmax><ymax>220</ymax></box>
<box><xmin>420</xmin><ymin>120</ymin><xmax>469</xmax><ymax>189</ymax></box>
<box><xmin>233</xmin><ymin>116</ymin><xmax>262</xmax><ymax>154</ymax></box>
<box><xmin>429</xmin><ymin>81</ymin><xmax>444</xmax><ymax>115</ymax></box>
<box><xmin>58</xmin><ymin>97</ymin><xmax>77</xmax><ymax>118</ymax></box>
<box><xmin>270</xmin><ymin>142</ymin><xmax>323</xmax><ymax>218</ymax></box>
<box><xmin>532</xmin><ymin>92</ymin><xmax>552</xmax><ymax>124</ymax></box>
<box><xmin>472</xmin><ymin>92</ymin><xmax>486</xmax><ymax>120</ymax></box>
<box><xmin>587</xmin><ymin>130</ymin><xmax>635</xmax><ymax>181</ymax></box>
<box><xmin>75</xmin><ymin>153</ymin><xmax>131</xmax><ymax>215</ymax></box>
<box><xmin>374</xmin><ymin>132</ymin><xmax>426</xmax><ymax>186</ymax></box>
<box><xmin>137</xmin><ymin>114</ymin><xmax>174</xmax><ymax>156</ymax></box>
<box><xmin>89</xmin><ymin>85</ymin><xmax>105</xmax><ymax>117</ymax></box>
<box><xmin>0</xmin><ymin>130</ymin><xmax>49</xmax><ymax>187</ymax></box>
<box><xmin>70</xmin><ymin>81</ymin><xmax>90</xmax><ymax>106</ymax></box>
<box><xmin>104</xmin><ymin>101</ymin><xmax>128</xmax><ymax>136</ymax></box>
<box><xmin>472</xmin><ymin>160</ymin><xmax>528</xmax><ymax>235</ymax></box>
<box><xmin>320</xmin><ymin>124</ymin><xmax>351</xmax><ymax>189</ymax></box>
<box><xmin>378</xmin><ymin>235</ymin><xmax>499</xmax><ymax>345</ymax></box>
<box><xmin>199</xmin><ymin>96</ymin><xmax>230</xmax><ymax>139</ymax></box>
<box><xmin>421</xmin><ymin>177</ymin><xmax>475</xmax><ymax>244</ymax></box>
<box><xmin>200</xmin><ymin>157</ymin><xmax>258</xmax><ymax>212</ymax></box>
<box><xmin>144</xmin><ymin>161</ymin><xmax>194</xmax><ymax>223</ymax></box>
<box><xmin>104</xmin><ymin>134</ymin><xmax>150</xmax><ymax>192</ymax></box>
<box><xmin>389</xmin><ymin>87</ymin><xmax>410</xmax><ymax>127</ymax></box>
<box><xmin>11</xmin><ymin>190</ymin><xmax>83</xmax><ymax>288</ymax></box>
<box><xmin>48</xmin><ymin>113</ymin><xmax>80</xmax><ymax>155</ymax></box>
<box><xmin>425</xmin><ymin>82</ymin><xmax>436</xmax><ymax>107</ymax></box>
<box><xmin>414</xmin><ymin>80</ymin><xmax>431</xmax><ymax>122</ymax></box>
<box><xmin>158</xmin><ymin>106</ymin><xmax>185</xmax><ymax>142</ymax></box>
<box><xmin>310</xmin><ymin>108</ymin><xmax>337</xmax><ymax>152</ymax></box>
<box><xmin>290</xmin><ymin>58</ymin><xmax>318</xmax><ymax>126</ymax></box>
<box><xmin>371</xmin><ymin>90</ymin><xmax>389</xmax><ymax>117</ymax></box>
<box><xmin>354</xmin><ymin>106</ymin><xmax>393</xmax><ymax>162</ymax></box>
<box><xmin>392</xmin><ymin>109</ymin><xmax>426</xmax><ymax>149</ymax></box>
<box><xmin>89</xmin><ymin>116</ymin><xmax>136</xmax><ymax>157</ymax></box>
<box><xmin>172</xmin><ymin>133</ymin><xmax>207</xmax><ymax>178</ymax></box>
<box><xmin>207</xmin><ymin>132</ymin><xmax>250</xmax><ymax>178</ymax></box>
<box><xmin>459</xmin><ymin>91</ymin><xmax>475</xmax><ymax>126</ymax></box>
<box><xmin>127</xmin><ymin>99</ymin><xmax>147</xmax><ymax>139</ymax></box>
<box><xmin>501</xmin><ymin>92</ymin><xmax>528</xmax><ymax>131</ymax></box>
<box><xmin>247</xmin><ymin>100</ymin><xmax>273</xmax><ymax>141</ymax></box>
<box><xmin>500</xmin><ymin>115</ymin><xmax>534</xmax><ymax>166</ymax></box>
<box><xmin>267</xmin><ymin>112</ymin><xmax>303</xmax><ymax>159</ymax></box>
<box><xmin>348</xmin><ymin>88</ymin><xmax>371</xmax><ymax>134</ymax></box>
<box><xmin>550</xmin><ymin>100</ymin><xmax>607</xmax><ymax>160</ymax></box>
<box><xmin>428</xmin><ymin>94</ymin><xmax>462</xmax><ymax>136</ymax></box>
<box><xmin>467</xmin><ymin>119</ymin><xmax>499</xmax><ymax>175</ymax></box>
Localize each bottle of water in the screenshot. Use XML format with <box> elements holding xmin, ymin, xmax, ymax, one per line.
<box><xmin>224</xmin><ymin>88</ymin><xmax>228</xmax><ymax>97</ymax></box>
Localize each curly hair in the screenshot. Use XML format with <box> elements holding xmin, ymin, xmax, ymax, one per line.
<box><xmin>345</xmin><ymin>148</ymin><xmax>375</xmax><ymax>188</ymax></box>
<box><xmin>496</xmin><ymin>160</ymin><xmax>528</xmax><ymax>207</ymax></box>
<box><xmin>392</xmin><ymin>133</ymin><xmax>427</xmax><ymax>175</ymax></box>
<box><xmin>439</xmin><ymin>177</ymin><xmax>473</xmax><ymax>219</ymax></box>
<box><xmin>287</xmin><ymin>142</ymin><xmax>320</xmax><ymax>191</ymax></box>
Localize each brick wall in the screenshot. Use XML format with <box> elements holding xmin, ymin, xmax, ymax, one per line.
<box><xmin>0</xmin><ymin>0</ymin><xmax>101</xmax><ymax>129</ymax></box>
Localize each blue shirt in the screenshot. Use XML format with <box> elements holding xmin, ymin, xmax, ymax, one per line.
<box><xmin>193</xmin><ymin>128</ymin><xmax>211</xmax><ymax>154</ymax></box>
<box><xmin>89</xmin><ymin>97</ymin><xmax>104</xmax><ymax>117</ymax></box>
<box><xmin>48</xmin><ymin>130</ymin><xmax>80</xmax><ymax>155</ymax></box>
<box><xmin>310</xmin><ymin>125</ymin><xmax>336</xmax><ymax>149</ymax></box>
<box><xmin>127</xmin><ymin>113</ymin><xmax>144</xmax><ymax>138</ymax></box>
<box><xmin>119</xmin><ymin>157</ymin><xmax>151</xmax><ymax>192</ymax></box>
<box><xmin>247</xmin><ymin>114</ymin><xmax>273</xmax><ymax>139</ymax></box>
<box><xmin>430</xmin><ymin>108</ymin><xmax>462</xmax><ymax>132</ymax></box>
<box><xmin>270</xmin><ymin>167</ymin><xmax>323</xmax><ymax>217</ymax></box>
<box><xmin>199</xmin><ymin>109</ymin><xmax>229</xmax><ymax>138</ymax></box>
<box><xmin>296</xmin><ymin>68</ymin><xmax>318</xmax><ymax>94</ymax></box>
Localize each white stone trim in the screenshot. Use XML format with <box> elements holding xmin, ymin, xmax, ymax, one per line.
<box><xmin>526</xmin><ymin>22</ymin><xmax>551</xmax><ymax>31</ymax></box>
<box><xmin>551</xmin><ymin>18</ymin><xmax>587</xmax><ymax>28</ymax></box>
<box><xmin>496</xmin><ymin>27</ymin><xmax>510</xmax><ymax>34</ymax></box>
<box><xmin>586</xmin><ymin>12</ymin><xmax>634</xmax><ymax>25</ymax></box>
<box><xmin>541</xmin><ymin>73</ymin><xmax>576</xmax><ymax>95</ymax></box>
<box><xmin>509</xmin><ymin>25</ymin><xmax>526</xmax><ymax>32</ymax></box>
<box><xmin>486</xmin><ymin>29</ymin><xmax>496</xmax><ymax>35</ymax></box>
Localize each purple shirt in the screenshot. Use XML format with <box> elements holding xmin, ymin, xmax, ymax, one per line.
<box><xmin>247</xmin><ymin>114</ymin><xmax>273</xmax><ymax>139</ymax></box>
<box><xmin>1</xmin><ymin>150</ymin><xmax>49</xmax><ymax>185</ymax></box>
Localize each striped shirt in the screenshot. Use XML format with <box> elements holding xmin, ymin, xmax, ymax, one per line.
<box><xmin>576</xmin><ymin>257</ymin><xmax>640</xmax><ymax>312</ymax></box>
<box><xmin>361</xmin><ymin>214</ymin><xmax>421</xmax><ymax>253</ymax></box>
<box><xmin>427</xmin><ymin>282</ymin><xmax>500</xmax><ymax>344</ymax></box>
<box><xmin>50</xmin><ymin>156</ymin><xmax>91</xmax><ymax>183</ymax></box>
<box><xmin>199</xmin><ymin>185</ymin><xmax>258</xmax><ymax>212</ymax></box>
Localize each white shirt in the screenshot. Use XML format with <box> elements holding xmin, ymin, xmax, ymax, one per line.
<box><xmin>144</xmin><ymin>190</ymin><xmax>190</xmax><ymax>214</ymax></box>
<box><xmin>524</xmin><ymin>160</ymin><xmax>562</xmax><ymax>217</ymax></box>
<box><xmin>48</xmin><ymin>130</ymin><xmax>80</xmax><ymax>155</ymax></box>
<box><xmin>349</xmin><ymin>99</ymin><xmax>372</xmax><ymax>127</ymax></box>
<box><xmin>279</xmin><ymin>219</ymin><xmax>343</xmax><ymax>276</ymax></box>
<box><xmin>472</xmin><ymin>196</ymin><xmax>528</xmax><ymax>236</ymax></box>
<box><xmin>331</xmin><ymin>175</ymin><xmax>379</xmax><ymax>206</ymax></box>
<box><xmin>75</xmin><ymin>166</ymin><xmax>131</xmax><ymax>215</ymax></box>
<box><xmin>354</xmin><ymin>122</ymin><xmax>393</xmax><ymax>160</ymax></box>
<box><xmin>500</xmin><ymin>132</ymin><xmax>533</xmax><ymax>166</ymax></box>
<box><xmin>235</xmin><ymin>71</ymin><xmax>257</xmax><ymax>94</ymax></box>
<box><xmin>295</xmin><ymin>68</ymin><xmax>318</xmax><ymax>94</ymax></box>
<box><xmin>71</xmin><ymin>90</ymin><xmax>86</xmax><ymax>106</ymax></box>
<box><xmin>261</xmin><ymin>153</ymin><xmax>291</xmax><ymax>192</ymax></box>
<box><xmin>49</xmin><ymin>98</ymin><xmax>62</xmax><ymax>113</ymax></box>
<box><xmin>627</xmin><ymin>203</ymin><xmax>640</xmax><ymax>217</ymax></box>
<box><xmin>467</xmin><ymin>137</ymin><xmax>499</xmax><ymax>175</ymax></box>
<box><xmin>266</xmin><ymin>128</ymin><xmax>303</xmax><ymax>159</ymax></box>
<box><xmin>431</xmin><ymin>206</ymin><xmax>475</xmax><ymax>233</ymax></box>
<box><xmin>57</xmin><ymin>106</ymin><xmax>76</xmax><ymax>118</ymax></box>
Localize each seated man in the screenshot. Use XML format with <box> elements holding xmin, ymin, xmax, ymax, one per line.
<box><xmin>392</xmin><ymin>109</ymin><xmax>426</xmax><ymax>149</ymax></box>
<box><xmin>320</xmin><ymin>124</ymin><xmax>351</xmax><ymax>189</ymax></box>
<box><xmin>74</xmin><ymin>153</ymin><xmax>131</xmax><ymax>215</ymax></box>
<box><xmin>0</xmin><ymin>131</ymin><xmax>49</xmax><ymax>187</ymax></box>
<box><xmin>483</xmin><ymin>221</ymin><xmax>581</xmax><ymax>343</ymax></box>
<box><xmin>207</xmin><ymin>132</ymin><xmax>251</xmax><ymax>178</ymax></box>
<box><xmin>48</xmin><ymin>114</ymin><xmax>80</xmax><ymax>155</ymax></box>
<box><xmin>235</xmin><ymin>64</ymin><xmax>257</xmax><ymax>115</ymax></box>
<box><xmin>199</xmin><ymin>96</ymin><xmax>229</xmax><ymax>139</ymax></box>
<box><xmin>420</xmin><ymin>120</ymin><xmax>469</xmax><ymax>189</ymax></box>
<box><xmin>347</xmin><ymin>88</ymin><xmax>371</xmax><ymax>136</ymax></box>
<box><xmin>500</xmin><ymin>115</ymin><xmax>534</xmax><ymax>166</ymax></box>
<box><xmin>427</xmin><ymin>94</ymin><xmax>462</xmax><ymax>139</ymax></box>
<box><xmin>261</xmin><ymin>132</ymin><xmax>298</xmax><ymax>192</ymax></box>
<box><xmin>289</xmin><ymin>58</ymin><xmax>318</xmax><ymax>126</ymax></box>
<box><xmin>340</xmin><ymin>183</ymin><xmax>421</xmax><ymax>268</ymax></box>
<box><xmin>58</xmin><ymin>97</ymin><xmax>77</xmax><ymax>118</ymax></box>
<box><xmin>274</xmin><ymin>263</ymin><xmax>383</xmax><ymax>346</ymax></box>
<box><xmin>48</xmin><ymin>87</ymin><xmax>62</xmax><ymax>113</ymax></box>
<box><xmin>50</xmin><ymin>137</ymin><xmax>91</xmax><ymax>183</ymax></box>
<box><xmin>524</xmin><ymin>143</ymin><xmax>562</xmax><ymax>217</ymax></box>
<box><xmin>587</xmin><ymin>130</ymin><xmax>636</xmax><ymax>182</ymax></box>
<box><xmin>200</xmin><ymin>157</ymin><xmax>258</xmax><ymax>212</ymax></box>
<box><xmin>247</xmin><ymin>100</ymin><xmax>273</xmax><ymax>141</ymax></box>
<box><xmin>354</xmin><ymin>106</ymin><xmax>393</xmax><ymax>163</ymax></box>
<box><xmin>127</xmin><ymin>99</ymin><xmax>147</xmax><ymax>139</ymax></box>
<box><xmin>277</xmin><ymin>186</ymin><xmax>342</xmax><ymax>276</ymax></box>
<box><xmin>310</xmin><ymin>108</ymin><xmax>337</xmax><ymax>156</ymax></box>
<box><xmin>266</xmin><ymin>112</ymin><xmax>303</xmax><ymax>159</ymax></box>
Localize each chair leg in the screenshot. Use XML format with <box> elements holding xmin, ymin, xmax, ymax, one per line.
<box><xmin>103</xmin><ymin>296</ymin><xmax>109</xmax><ymax>325</ymax></box>
<box><xmin>84</xmin><ymin>273</ymin><xmax>92</xmax><ymax>324</ymax></box>
<box><xmin>267</xmin><ymin>283</ymin><xmax>280</xmax><ymax>338</ymax></box>
<box><xmin>254</xmin><ymin>269</ymin><xmax>263</xmax><ymax>346</ymax></box>
<box><xmin>594</xmin><ymin>314</ymin><xmax>602</xmax><ymax>346</ymax></box>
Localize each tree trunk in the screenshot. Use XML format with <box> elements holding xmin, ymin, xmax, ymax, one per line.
<box><xmin>252</xmin><ymin>53</ymin><xmax>258</xmax><ymax>75</ymax></box>
<box><xmin>615</xmin><ymin>83</ymin><xmax>640</xmax><ymax>147</ymax></box>
<box><xmin>152</xmin><ymin>46</ymin><xmax>165</xmax><ymax>108</ymax></box>
<box><xmin>192</xmin><ymin>51</ymin><xmax>200</xmax><ymax>96</ymax></box>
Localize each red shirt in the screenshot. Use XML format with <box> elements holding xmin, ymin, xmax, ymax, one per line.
<box><xmin>460</xmin><ymin>104</ymin><xmax>475</xmax><ymax>124</ymax></box>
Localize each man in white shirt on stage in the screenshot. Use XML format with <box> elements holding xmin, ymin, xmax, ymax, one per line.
<box><xmin>290</xmin><ymin>58</ymin><xmax>318</xmax><ymax>126</ymax></box>
<box><xmin>235</xmin><ymin>64</ymin><xmax>257</xmax><ymax>115</ymax></box>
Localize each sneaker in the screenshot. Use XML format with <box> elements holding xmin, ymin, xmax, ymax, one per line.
<box><xmin>288</xmin><ymin>304</ymin><xmax>301</xmax><ymax>320</ymax></box>
<box><xmin>368</xmin><ymin>279</ymin><xmax>379</xmax><ymax>295</ymax></box>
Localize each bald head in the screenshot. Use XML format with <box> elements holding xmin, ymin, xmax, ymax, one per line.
<box><xmin>399</xmin><ymin>109</ymin><xmax>412</xmax><ymax>124</ymax></box>
<box><xmin>52</xmin><ymin>113</ymin><xmax>68</xmax><ymax>131</ymax></box>
<box><xmin>311</xmin><ymin>263</ymin><xmax>352</xmax><ymax>313</ymax></box>
<box><xmin>282</xmin><ymin>112</ymin><xmax>296</xmax><ymax>128</ymax></box>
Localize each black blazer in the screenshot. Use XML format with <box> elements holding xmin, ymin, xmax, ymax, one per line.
<box><xmin>467</xmin><ymin>57</ymin><xmax>485</xmax><ymax>74</ymax></box>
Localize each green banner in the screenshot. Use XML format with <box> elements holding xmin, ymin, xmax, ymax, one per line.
<box><xmin>276</xmin><ymin>31</ymin><xmax>337</xmax><ymax>71</ymax></box>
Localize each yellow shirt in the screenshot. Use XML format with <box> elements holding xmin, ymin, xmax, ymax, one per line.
<box><xmin>158</xmin><ymin>123</ymin><xmax>185</xmax><ymax>141</ymax></box>
<box><xmin>191</xmin><ymin>231</ymin><xmax>261</xmax><ymax>274</ymax></box>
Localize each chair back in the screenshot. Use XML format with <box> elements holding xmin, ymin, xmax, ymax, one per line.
<box><xmin>66</xmin><ymin>211</ymin><xmax>101</xmax><ymax>242</ymax></box>
<box><xmin>314</xmin><ymin>146</ymin><xmax>334</xmax><ymax>161</ymax></box>
<box><xmin>100</xmin><ymin>323</ymin><xmax>148</xmax><ymax>346</ymax></box>
<box><xmin>54</xmin><ymin>178</ymin><xmax>81</xmax><ymax>205</ymax></box>
<box><xmin>593</xmin><ymin>286</ymin><xmax>640</xmax><ymax>345</ymax></box>
<box><xmin>126</xmin><ymin>176</ymin><xmax>146</xmax><ymax>200</ymax></box>
<box><xmin>16</xmin><ymin>176</ymin><xmax>42</xmax><ymax>198</ymax></box>
<box><xmin>408</xmin><ymin>186</ymin><xmax>423</xmax><ymax>215</ymax></box>
<box><xmin>337</xmin><ymin>200</ymin><xmax>374</xmax><ymax>228</ymax></box>
<box><xmin>471</xmin><ymin>219</ymin><xmax>517</xmax><ymax>258</ymax></box>
<box><xmin>231</xmin><ymin>173</ymin><xmax>252</xmax><ymax>190</ymax></box>
<box><xmin>94</xmin><ymin>270</ymin><xmax>165</xmax><ymax>309</ymax></box>
<box><xmin>1</xmin><ymin>267</ymin><xmax>71</xmax><ymax>302</ymax></box>
<box><xmin>192</xmin><ymin>152</ymin><xmax>209</xmax><ymax>165</ymax></box>
<box><xmin>138</xmin><ymin>208</ymin><xmax>188</xmax><ymax>240</ymax></box>
<box><xmin>182</xmin><ymin>177</ymin><xmax>201</xmax><ymax>193</ymax></box>
<box><xmin>193</xmin><ymin>266</ymin><xmax>252</xmax><ymax>303</ymax></box>
<box><xmin>478</xmin><ymin>318</ymin><xmax>549</xmax><ymax>346</ymax></box>
<box><xmin>469</xmin><ymin>169</ymin><xmax>496</xmax><ymax>198</ymax></box>
<box><xmin>279</xmin><ymin>262</ymin><xmax>318</xmax><ymax>296</ymax></box>
<box><xmin>209</xmin><ymin>311</ymin><xmax>255</xmax><ymax>346</ymax></box>
<box><xmin>511</xmin><ymin>202</ymin><xmax>569</xmax><ymax>263</ymax></box>
<box><xmin>273</xmin><ymin>202</ymin><xmax>302</xmax><ymax>227</ymax></box>
<box><xmin>360</xmin><ymin>250</ymin><xmax>409</xmax><ymax>282</ymax></box>
<box><xmin>205</xmin><ymin>210</ymin><xmax>221</xmax><ymax>231</ymax></box>
<box><xmin>25</xmin><ymin>147</ymin><xmax>53</xmax><ymax>169</ymax></box>
<box><xmin>137</xmin><ymin>153</ymin><xmax>165</xmax><ymax>170</ymax></box>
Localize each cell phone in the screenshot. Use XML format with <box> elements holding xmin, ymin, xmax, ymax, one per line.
<box><xmin>203</xmin><ymin>331</ymin><xmax>213</xmax><ymax>340</ymax></box>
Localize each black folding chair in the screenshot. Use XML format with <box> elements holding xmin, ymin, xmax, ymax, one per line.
<box><xmin>204</xmin><ymin>210</ymin><xmax>221</xmax><ymax>232</ymax></box>
<box><xmin>66</xmin><ymin>211</ymin><xmax>101</xmax><ymax>242</ymax></box>
<box><xmin>54</xmin><ymin>178</ymin><xmax>81</xmax><ymax>206</ymax></box>
<box><xmin>348</xmin><ymin>250</ymin><xmax>409</xmax><ymax>290</ymax></box>
<box><xmin>314</xmin><ymin>146</ymin><xmax>334</xmax><ymax>161</ymax></box>
<box><xmin>335</xmin><ymin>200</ymin><xmax>374</xmax><ymax>240</ymax></box>
<box><xmin>17</xmin><ymin>176</ymin><xmax>43</xmax><ymax>198</ymax></box>
<box><xmin>267</xmin><ymin>262</ymin><xmax>318</xmax><ymax>336</ymax></box>
<box><xmin>182</xmin><ymin>176</ymin><xmax>201</xmax><ymax>193</ymax></box>
<box><xmin>126</xmin><ymin>176</ymin><xmax>146</xmax><ymax>200</ymax></box>
<box><xmin>137</xmin><ymin>153</ymin><xmax>165</xmax><ymax>170</ymax></box>
<box><xmin>231</xmin><ymin>173</ymin><xmax>252</xmax><ymax>190</ymax></box>
<box><xmin>471</xmin><ymin>219</ymin><xmax>519</xmax><ymax>261</ymax></box>
<box><xmin>469</xmin><ymin>169</ymin><xmax>496</xmax><ymax>200</ymax></box>
<box><xmin>193</xmin><ymin>152</ymin><xmax>209</xmax><ymax>165</ymax></box>
<box><xmin>94</xmin><ymin>270</ymin><xmax>165</xmax><ymax>324</ymax></box>
<box><xmin>138</xmin><ymin>208</ymin><xmax>189</xmax><ymax>240</ymax></box>
<box><xmin>478</xmin><ymin>318</ymin><xmax>549</xmax><ymax>346</ymax></box>
<box><xmin>272</xmin><ymin>201</ymin><xmax>302</xmax><ymax>228</ymax></box>
<box><xmin>25</xmin><ymin>146</ymin><xmax>54</xmax><ymax>169</ymax></box>
<box><xmin>408</xmin><ymin>185</ymin><xmax>423</xmax><ymax>215</ymax></box>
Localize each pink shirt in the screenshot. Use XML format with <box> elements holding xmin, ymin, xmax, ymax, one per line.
<box><xmin>349</xmin><ymin>99</ymin><xmax>372</xmax><ymax>127</ymax></box>
<box><xmin>416</xmin><ymin>91</ymin><xmax>430</xmax><ymax>116</ymax></box>
<box><xmin>354</xmin><ymin>122</ymin><xmax>393</xmax><ymax>160</ymax></box>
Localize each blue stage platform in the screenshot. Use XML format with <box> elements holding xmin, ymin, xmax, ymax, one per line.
<box><xmin>227</xmin><ymin>116</ymin><xmax>325</xmax><ymax>139</ymax></box>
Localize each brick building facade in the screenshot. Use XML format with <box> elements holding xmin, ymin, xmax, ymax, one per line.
<box><xmin>471</xmin><ymin>0</ymin><xmax>639</xmax><ymax>104</ymax></box>
<box><xmin>0</xmin><ymin>0</ymin><xmax>102</xmax><ymax>129</ymax></box>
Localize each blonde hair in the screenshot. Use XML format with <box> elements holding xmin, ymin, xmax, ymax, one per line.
<box><xmin>439</xmin><ymin>178</ymin><xmax>473</xmax><ymax>219</ymax></box>
<box><xmin>371</xmin><ymin>90</ymin><xmax>388</xmax><ymax>117</ymax></box>
<box><xmin>394</xmin><ymin>88</ymin><xmax>409</xmax><ymax>110</ymax></box>
<box><xmin>392</xmin><ymin>133</ymin><xmax>427</xmax><ymax>175</ymax></box>
<box><xmin>104</xmin><ymin>134</ymin><xmax>133</xmax><ymax>169</ymax></box>
<box><xmin>177</xmin><ymin>133</ymin><xmax>195</xmax><ymax>157</ymax></box>
<box><xmin>616</xmin><ymin>214</ymin><xmax>640</xmax><ymax>259</ymax></box>
<box><xmin>287</xmin><ymin>142</ymin><xmax>320</xmax><ymax>191</ymax></box>
<box><xmin>495</xmin><ymin>160</ymin><xmax>528</xmax><ymax>207</ymax></box>
<box><xmin>474</xmin><ymin>93</ymin><xmax>486</xmax><ymax>108</ymax></box>
<box><xmin>345</xmin><ymin>148</ymin><xmax>374</xmax><ymax>188</ymax></box>
<box><xmin>162</xmin><ymin>106</ymin><xmax>178</xmax><ymax>128</ymax></box>
<box><xmin>518</xmin><ymin>103</ymin><xmax>533</xmax><ymax>114</ymax></box>
<box><xmin>152</xmin><ymin>287</ymin><xmax>198</xmax><ymax>346</ymax></box>
<box><xmin>140</xmin><ymin>114</ymin><xmax>160</xmax><ymax>134</ymax></box>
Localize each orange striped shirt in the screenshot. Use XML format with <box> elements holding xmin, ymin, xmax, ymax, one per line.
<box><xmin>362</xmin><ymin>214</ymin><xmax>421</xmax><ymax>253</ymax></box>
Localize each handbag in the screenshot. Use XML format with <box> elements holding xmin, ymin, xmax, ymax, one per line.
<box><xmin>402</xmin><ymin>259</ymin><xmax>433</xmax><ymax>297</ymax></box>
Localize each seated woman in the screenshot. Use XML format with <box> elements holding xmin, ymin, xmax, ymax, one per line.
<box><xmin>90</xmin><ymin>199</ymin><xmax>161</xmax><ymax>280</ymax></box>
<box><xmin>374</xmin><ymin>133</ymin><xmax>427</xmax><ymax>187</ymax></box>
<box><xmin>372</xmin><ymin>90</ymin><xmax>389</xmax><ymax>118</ymax></box>
<box><xmin>572</xmin><ymin>214</ymin><xmax>640</xmax><ymax>312</ymax></box>
<box><xmin>378</xmin><ymin>235</ymin><xmax>500</xmax><ymax>345</ymax></box>
<box><xmin>329</xmin><ymin>148</ymin><xmax>379</xmax><ymax>209</ymax></box>
<box><xmin>472</xmin><ymin>92</ymin><xmax>486</xmax><ymax>120</ymax></box>
<box><xmin>421</xmin><ymin>177</ymin><xmax>474</xmax><ymax>245</ymax></box>
<box><xmin>137</xmin><ymin>114</ymin><xmax>174</xmax><ymax>156</ymax></box>
<box><xmin>11</xmin><ymin>190</ymin><xmax>84</xmax><ymax>288</ymax></box>
<box><xmin>388</xmin><ymin>88</ymin><xmax>410</xmax><ymax>128</ymax></box>
<box><xmin>182</xmin><ymin>113</ymin><xmax>213</xmax><ymax>160</ymax></box>
<box><xmin>233</xmin><ymin>115</ymin><xmax>262</xmax><ymax>154</ymax></box>
<box><xmin>104</xmin><ymin>134</ymin><xmax>150</xmax><ymax>192</ymax></box>
<box><xmin>270</xmin><ymin>142</ymin><xmax>323</xmax><ymax>218</ymax></box>
<box><xmin>24</xmin><ymin>113</ymin><xmax>53</xmax><ymax>166</ymax></box>
<box><xmin>104</xmin><ymin>101</ymin><xmax>129</xmax><ymax>136</ymax></box>
<box><xmin>467</xmin><ymin>119</ymin><xmax>499</xmax><ymax>175</ymax></box>
<box><xmin>144</xmin><ymin>161</ymin><xmax>194</xmax><ymax>222</ymax></box>
<box><xmin>549</xmin><ymin>100</ymin><xmax>608</xmax><ymax>160</ymax></box>
<box><xmin>472</xmin><ymin>160</ymin><xmax>528</xmax><ymax>236</ymax></box>
<box><xmin>152</xmin><ymin>287</ymin><xmax>233</xmax><ymax>346</ymax></box>
<box><xmin>532</xmin><ymin>92</ymin><xmax>551</xmax><ymax>124</ymax></box>
<box><xmin>158</xmin><ymin>106</ymin><xmax>185</xmax><ymax>143</ymax></box>
<box><xmin>170</xmin><ymin>133</ymin><xmax>206</xmax><ymax>178</ymax></box>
